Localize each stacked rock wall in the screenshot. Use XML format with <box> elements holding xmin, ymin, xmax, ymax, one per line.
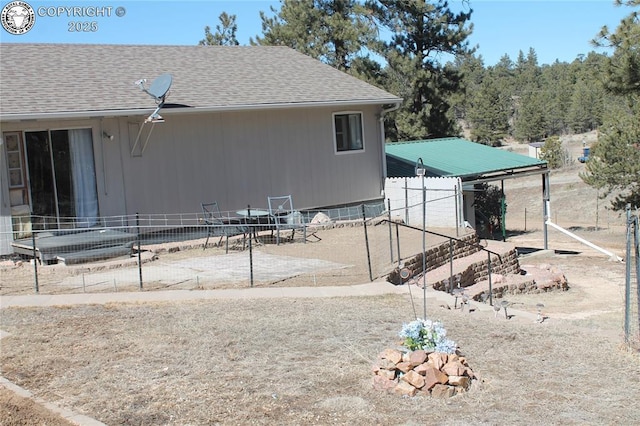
<box><xmin>388</xmin><ymin>233</ymin><xmax>480</xmax><ymax>285</ymax></box>
<box><xmin>432</xmin><ymin>249</ymin><xmax>520</xmax><ymax>291</ymax></box>
<box><xmin>372</xmin><ymin>348</ymin><xmax>476</xmax><ymax>398</ymax></box>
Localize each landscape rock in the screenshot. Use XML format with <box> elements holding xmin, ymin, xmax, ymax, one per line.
<box><xmin>401</xmin><ymin>370</ymin><xmax>425</xmax><ymax>389</ymax></box>
<box><xmin>381</xmin><ymin>348</ymin><xmax>403</xmax><ymax>365</ymax></box>
<box><xmin>396</xmin><ymin>361</ymin><xmax>413</xmax><ymax>373</ymax></box>
<box><xmin>377</xmin><ymin>368</ymin><xmax>396</xmax><ymax>380</ymax></box>
<box><xmin>373</xmin><ymin>349</ymin><xmax>477</xmax><ymax>398</ymax></box>
<box><xmin>428</xmin><ymin>352</ymin><xmax>447</xmax><ymax>370</ymax></box>
<box><xmin>407</xmin><ymin>350</ymin><xmax>428</xmax><ymax>366</ymax></box>
<box><xmin>423</xmin><ymin>366</ymin><xmax>449</xmax><ymax>390</ymax></box>
<box><xmin>394</xmin><ymin>381</ymin><xmax>417</xmax><ymax>397</ymax></box>
<box><xmin>310</xmin><ymin>212</ymin><xmax>331</xmax><ymax>224</ymax></box>
<box><xmin>442</xmin><ymin>361</ymin><xmax>466</xmax><ymax>377</ymax></box>
<box><xmin>431</xmin><ymin>384</ymin><xmax>456</xmax><ymax>398</ymax></box>
<box><xmin>372</xmin><ymin>375</ymin><xmax>398</xmax><ymax>392</ymax></box>
<box><xmin>447</xmin><ymin>375</ymin><xmax>470</xmax><ymax>388</ymax></box>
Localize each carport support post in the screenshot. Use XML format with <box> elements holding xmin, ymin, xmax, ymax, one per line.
<box><xmin>542</xmin><ymin>172</ymin><xmax>550</xmax><ymax>250</ymax></box>
<box><xmin>501</xmin><ymin>180</ymin><xmax>506</xmax><ymax>242</ymax></box>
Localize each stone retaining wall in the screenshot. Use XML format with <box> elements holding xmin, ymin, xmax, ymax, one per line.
<box><xmin>387</xmin><ymin>233</ymin><xmax>480</xmax><ymax>285</ymax></box>
<box><xmin>432</xmin><ymin>249</ymin><xmax>520</xmax><ymax>291</ymax></box>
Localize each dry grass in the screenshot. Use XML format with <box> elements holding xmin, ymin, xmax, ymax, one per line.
<box><xmin>2</xmin><ymin>133</ymin><xmax>639</xmax><ymax>424</ymax></box>
<box><xmin>1</xmin><ymin>291</ymin><xmax>639</xmax><ymax>425</ymax></box>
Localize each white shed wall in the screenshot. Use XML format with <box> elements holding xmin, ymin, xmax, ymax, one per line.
<box><xmin>385</xmin><ymin>177</ymin><xmax>463</xmax><ymax>228</ymax></box>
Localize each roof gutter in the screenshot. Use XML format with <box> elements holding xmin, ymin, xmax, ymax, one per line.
<box><xmin>378</xmin><ymin>101</ymin><xmax>402</xmax><ymax>196</ymax></box>
<box><xmin>0</xmin><ymin>98</ymin><xmax>403</xmax><ymax>122</ymax></box>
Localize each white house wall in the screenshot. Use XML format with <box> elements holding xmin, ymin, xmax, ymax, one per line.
<box><xmin>1</xmin><ymin>105</ymin><xmax>384</xmax><ymax>221</ymax></box>
<box><xmin>106</xmin><ymin>105</ymin><xmax>384</xmax><ymax>216</ymax></box>
<box><xmin>0</xmin><ymin>105</ymin><xmax>384</xmax><ymax>253</ymax></box>
<box><xmin>385</xmin><ymin>177</ymin><xmax>463</xmax><ymax>228</ymax></box>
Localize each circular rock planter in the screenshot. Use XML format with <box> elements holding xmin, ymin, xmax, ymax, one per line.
<box><xmin>372</xmin><ymin>348</ymin><xmax>476</xmax><ymax>398</ymax></box>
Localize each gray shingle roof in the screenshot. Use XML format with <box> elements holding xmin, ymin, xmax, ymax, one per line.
<box><xmin>0</xmin><ymin>43</ymin><xmax>401</xmax><ymax>119</ymax></box>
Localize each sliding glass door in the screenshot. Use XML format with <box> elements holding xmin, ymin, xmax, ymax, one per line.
<box><xmin>24</xmin><ymin>128</ymin><xmax>98</xmax><ymax>228</ymax></box>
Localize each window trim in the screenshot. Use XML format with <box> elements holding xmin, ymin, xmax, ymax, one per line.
<box><xmin>332</xmin><ymin>111</ymin><xmax>365</xmax><ymax>154</ymax></box>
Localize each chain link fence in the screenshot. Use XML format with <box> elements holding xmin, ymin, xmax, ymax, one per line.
<box><xmin>0</xmin><ymin>203</ymin><xmax>404</xmax><ymax>295</ymax></box>
<box><xmin>1</xmin><ymin>201</ymin><xmax>472</xmax><ymax>296</ymax></box>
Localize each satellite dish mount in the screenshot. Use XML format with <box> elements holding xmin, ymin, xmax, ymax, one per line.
<box><xmin>131</xmin><ymin>73</ymin><xmax>173</xmax><ymax>155</ymax></box>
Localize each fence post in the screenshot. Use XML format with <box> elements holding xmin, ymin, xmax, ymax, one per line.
<box><xmin>454</xmin><ymin>186</ymin><xmax>459</xmax><ymax>237</ymax></box>
<box><xmin>395</xmin><ymin>222</ymin><xmax>401</xmax><ymax>267</ymax></box>
<box><xmin>137</xmin><ymin>212</ymin><xmax>143</xmax><ymax>290</ymax></box>
<box><xmin>248</xmin><ymin>205</ymin><xmax>254</xmax><ymax>288</ymax></box>
<box><xmin>31</xmin><ymin>216</ymin><xmax>39</xmax><ymax>294</ymax></box>
<box><xmin>362</xmin><ymin>204</ymin><xmax>373</xmax><ymax>282</ymax></box>
<box><xmin>625</xmin><ymin>204</ymin><xmax>632</xmax><ymax>343</ymax></box>
<box><xmin>404</xmin><ymin>177</ymin><xmax>409</xmax><ymax>225</ymax></box>
<box><xmin>387</xmin><ymin>198</ymin><xmax>394</xmax><ymax>263</ymax></box>
<box><xmin>634</xmin><ymin>213</ymin><xmax>639</xmax><ymax>343</ymax></box>
<box><xmin>487</xmin><ymin>251</ymin><xmax>493</xmax><ymax>307</ymax></box>
<box><xmin>449</xmin><ymin>238</ymin><xmax>454</xmax><ymax>294</ymax></box>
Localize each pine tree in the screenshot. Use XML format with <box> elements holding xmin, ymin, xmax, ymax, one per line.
<box><xmin>199</xmin><ymin>12</ymin><xmax>239</xmax><ymax>46</ymax></box>
<box><xmin>251</xmin><ymin>0</ymin><xmax>378</xmax><ymax>73</ymax></box>
<box><xmin>581</xmin><ymin>0</ymin><xmax>640</xmax><ymax>210</ymax></box>
<box><xmin>514</xmin><ymin>89</ymin><xmax>547</xmax><ymax>142</ymax></box>
<box><xmin>467</xmin><ymin>76</ymin><xmax>510</xmax><ymax>146</ymax></box>
<box><xmin>539</xmin><ymin>136</ymin><xmax>563</xmax><ymax>169</ymax></box>
<box><xmin>593</xmin><ymin>0</ymin><xmax>640</xmax><ymax>96</ymax></box>
<box><xmin>567</xmin><ymin>78</ymin><xmax>604</xmax><ymax>133</ymax></box>
<box><xmin>540</xmin><ymin>61</ymin><xmax>573</xmax><ymax>135</ymax></box>
<box><xmin>368</xmin><ymin>0</ymin><xmax>474</xmax><ymax>140</ymax></box>
<box><xmin>581</xmin><ymin>103</ymin><xmax>640</xmax><ymax>209</ymax></box>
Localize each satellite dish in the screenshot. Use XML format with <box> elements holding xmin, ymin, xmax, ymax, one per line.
<box><xmin>147</xmin><ymin>73</ymin><xmax>172</xmax><ymax>101</ymax></box>
<box><xmin>134</xmin><ymin>73</ymin><xmax>173</xmax><ymax>103</ymax></box>
<box><xmin>131</xmin><ymin>72</ymin><xmax>173</xmax><ymax>155</ymax></box>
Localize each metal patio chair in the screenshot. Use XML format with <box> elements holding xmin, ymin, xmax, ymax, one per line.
<box><xmin>201</xmin><ymin>202</ymin><xmax>236</xmax><ymax>253</ymax></box>
<box><xmin>267</xmin><ymin>195</ymin><xmax>306</xmax><ymax>245</ymax></box>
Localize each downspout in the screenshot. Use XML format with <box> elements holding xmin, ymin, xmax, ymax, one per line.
<box><xmin>379</xmin><ymin>102</ymin><xmax>401</xmax><ymax>198</ymax></box>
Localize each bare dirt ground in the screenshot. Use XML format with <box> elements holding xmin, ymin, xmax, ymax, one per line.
<box><xmin>1</xmin><ymin>132</ymin><xmax>639</xmax><ymax>425</ymax></box>
<box><xmin>0</xmin><ymin>224</ymin><xmax>462</xmax><ymax>295</ymax></box>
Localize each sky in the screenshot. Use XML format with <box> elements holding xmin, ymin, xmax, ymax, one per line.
<box><xmin>0</xmin><ymin>0</ymin><xmax>633</xmax><ymax>66</ymax></box>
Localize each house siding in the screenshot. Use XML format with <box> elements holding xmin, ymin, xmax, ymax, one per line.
<box><xmin>0</xmin><ymin>104</ymin><xmax>384</xmax><ymax>249</ymax></box>
<box><xmin>103</xmin><ymin>105</ymin><xmax>383</xmax><ymax>215</ymax></box>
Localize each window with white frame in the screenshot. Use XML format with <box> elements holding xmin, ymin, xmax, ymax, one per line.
<box><xmin>333</xmin><ymin>112</ymin><xmax>364</xmax><ymax>152</ymax></box>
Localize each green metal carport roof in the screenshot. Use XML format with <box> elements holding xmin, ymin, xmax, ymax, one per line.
<box><xmin>386</xmin><ymin>137</ymin><xmax>548</xmax><ymax>183</ymax></box>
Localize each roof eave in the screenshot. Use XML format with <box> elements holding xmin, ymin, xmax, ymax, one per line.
<box><xmin>459</xmin><ymin>164</ymin><xmax>549</xmax><ymax>183</ymax></box>
<box><xmin>0</xmin><ymin>98</ymin><xmax>403</xmax><ymax>122</ymax></box>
